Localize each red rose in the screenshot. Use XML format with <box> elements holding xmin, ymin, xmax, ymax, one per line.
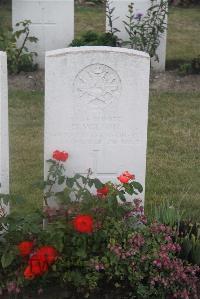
<box><xmin>73</xmin><ymin>214</ymin><xmax>93</xmax><ymax>233</ymax></box>
<box><xmin>122</xmin><ymin>171</ymin><xmax>135</xmax><ymax>180</ymax></box>
<box><xmin>23</xmin><ymin>246</ymin><xmax>58</xmax><ymax>280</ymax></box>
<box><xmin>18</xmin><ymin>241</ymin><xmax>34</xmax><ymax>257</ymax></box>
<box><xmin>97</xmin><ymin>185</ymin><xmax>109</xmax><ymax>197</ymax></box>
<box><xmin>24</xmin><ymin>255</ymin><xmax>49</xmax><ymax>280</ymax></box>
<box><xmin>52</xmin><ymin>150</ymin><xmax>69</xmax><ymax>162</ymax></box>
<box><xmin>36</xmin><ymin>246</ymin><xmax>58</xmax><ymax>265</ymax></box>
<box><xmin>24</xmin><ymin>265</ymin><xmax>35</xmax><ymax>280</ymax></box>
<box><xmin>117</xmin><ymin>171</ymin><xmax>135</xmax><ymax>184</ymax></box>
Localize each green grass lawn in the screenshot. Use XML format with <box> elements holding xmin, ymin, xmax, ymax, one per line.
<box><xmin>167</xmin><ymin>7</ymin><xmax>200</xmax><ymax>67</ymax></box>
<box><xmin>146</xmin><ymin>91</ymin><xmax>200</xmax><ymax>219</ymax></box>
<box><xmin>9</xmin><ymin>90</ymin><xmax>44</xmax><ymax>212</ymax></box>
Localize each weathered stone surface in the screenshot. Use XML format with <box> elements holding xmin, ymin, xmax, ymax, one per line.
<box><xmin>45</xmin><ymin>46</ymin><xmax>150</xmax><ymax>201</ymax></box>
<box><xmin>0</xmin><ymin>51</ymin><xmax>9</xmax><ymax>197</ymax></box>
<box><xmin>12</xmin><ymin>0</ymin><xmax>74</xmax><ymax>68</ymax></box>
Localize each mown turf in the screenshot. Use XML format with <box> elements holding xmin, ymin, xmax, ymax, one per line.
<box><xmin>167</xmin><ymin>6</ymin><xmax>200</xmax><ymax>67</ymax></box>
<box><xmin>0</xmin><ymin>2</ymin><xmax>11</xmax><ymax>30</ymax></box>
<box><xmin>146</xmin><ymin>91</ymin><xmax>200</xmax><ymax>220</ymax></box>
<box><xmin>75</xmin><ymin>5</ymin><xmax>105</xmax><ymax>37</ymax></box>
<box><xmin>9</xmin><ymin>90</ymin><xmax>44</xmax><ymax>213</ymax></box>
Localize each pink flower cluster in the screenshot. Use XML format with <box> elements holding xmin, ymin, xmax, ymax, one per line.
<box><xmin>150</xmin><ymin>222</ymin><xmax>172</xmax><ymax>235</ymax></box>
<box><xmin>124</xmin><ymin>198</ymin><xmax>147</xmax><ymax>224</ymax></box>
<box><xmin>128</xmin><ymin>233</ymin><xmax>145</xmax><ymax>248</ymax></box>
<box><xmin>151</xmin><ymin>232</ymin><xmax>200</xmax><ymax>299</ymax></box>
<box><xmin>153</xmin><ymin>230</ymin><xmax>181</xmax><ymax>270</ymax></box>
<box><xmin>150</xmin><ymin>260</ymin><xmax>199</xmax><ymax>298</ymax></box>
<box><xmin>90</xmin><ymin>259</ymin><xmax>105</xmax><ymax>272</ymax></box>
<box><xmin>109</xmin><ymin>233</ymin><xmax>145</xmax><ymax>259</ymax></box>
<box><xmin>6</xmin><ymin>282</ymin><xmax>20</xmax><ymax>295</ymax></box>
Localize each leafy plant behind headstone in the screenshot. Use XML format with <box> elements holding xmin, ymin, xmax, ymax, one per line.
<box><xmin>123</xmin><ymin>0</ymin><xmax>168</xmax><ymax>61</ymax></box>
<box><xmin>0</xmin><ymin>20</ymin><xmax>38</xmax><ymax>73</ymax></box>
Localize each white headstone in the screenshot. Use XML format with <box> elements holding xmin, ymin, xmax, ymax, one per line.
<box><xmin>106</xmin><ymin>0</ymin><xmax>168</xmax><ymax>71</ymax></box>
<box><xmin>0</xmin><ymin>52</ymin><xmax>9</xmax><ymax>195</ymax></box>
<box><xmin>45</xmin><ymin>47</ymin><xmax>150</xmax><ymax>201</ymax></box>
<box><xmin>12</xmin><ymin>0</ymin><xmax>74</xmax><ymax>68</ymax></box>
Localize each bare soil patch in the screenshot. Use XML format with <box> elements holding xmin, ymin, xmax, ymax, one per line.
<box><xmin>8</xmin><ymin>70</ymin><xmax>44</xmax><ymax>92</ymax></box>
<box><xmin>150</xmin><ymin>70</ymin><xmax>200</xmax><ymax>92</ymax></box>
<box><xmin>8</xmin><ymin>70</ymin><xmax>200</xmax><ymax>93</ymax></box>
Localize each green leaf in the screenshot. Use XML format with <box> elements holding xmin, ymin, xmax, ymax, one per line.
<box><xmin>74</xmin><ymin>174</ymin><xmax>82</xmax><ymax>180</ymax></box>
<box><xmin>131</xmin><ymin>181</ymin><xmax>143</xmax><ymax>193</ymax></box>
<box><xmin>66</xmin><ymin>178</ymin><xmax>74</xmax><ymax>188</ymax></box>
<box><xmin>88</xmin><ymin>179</ymin><xmax>94</xmax><ymax>188</ymax></box>
<box><xmin>1</xmin><ymin>251</ymin><xmax>15</xmax><ymax>268</ymax></box>
<box><xmin>118</xmin><ymin>191</ymin><xmax>126</xmax><ymax>202</ymax></box>
<box><xmin>93</xmin><ymin>178</ymin><xmax>103</xmax><ymax>189</ymax></box>
<box><xmin>58</xmin><ymin>175</ymin><xmax>65</xmax><ymax>185</ymax></box>
<box><xmin>124</xmin><ymin>184</ymin><xmax>134</xmax><ymax>195</ymax></box>
<box><xmin>81</xmin><ymin>176</ymin><xmax>87</xmax><ymax>184</ymax></box>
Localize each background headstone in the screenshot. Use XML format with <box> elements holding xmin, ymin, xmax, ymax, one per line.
<box><xmin>12</xmin><ymin>0</ymin><xmax>74</xmax><ymax>68</ymax></box>
<box><xmin>106</xmin><ymin>0</ymin><xmax>168</xmax><ymax>71</ymax></box>
<box><xmin>45</xmin><ymin>46</ymin><xmax>150</xmax><ymax>201</ymax></box>
<box><xmin>0</xmin><ymin>52</ymin><xmax>9</xmax><ymax>196</ymax></box>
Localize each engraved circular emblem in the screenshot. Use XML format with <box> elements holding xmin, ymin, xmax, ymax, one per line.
<box><xmin>74</xmin><ymin>64</ymin><xmax>121</xmax><ymax>109</ymax></box>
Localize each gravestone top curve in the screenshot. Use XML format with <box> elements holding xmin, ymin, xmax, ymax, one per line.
<box><xmin>46</xmin><ymin>46</ymin><xmax>150</xmax><ymax>59</ymax></box>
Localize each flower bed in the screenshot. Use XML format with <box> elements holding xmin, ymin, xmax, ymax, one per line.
<box><xmin>0</xmin><ymin>151</ymin><xmax>199</xmax><ymax>299</ymax></box>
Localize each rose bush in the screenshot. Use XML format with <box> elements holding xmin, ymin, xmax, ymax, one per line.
<box><xmin>0</xmin><ymin>151</ymin><xmax>199</xmax><ymax>298</ymax></box>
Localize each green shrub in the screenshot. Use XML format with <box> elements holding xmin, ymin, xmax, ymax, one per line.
<box><xmin>122</xmin><ymin>0</ymin><xmax>168</xmax><ymax>61</ymax></box>
<box><xmin>178</xmin><ymin>220</ymin><xmax>200</xmax><ymax>265</ymax></box>
<box><xmin>0</xmin><ymin>20</ymin><xmax>38</xmax><ymax>74</ymax></box>
<box><xmin>70</xmin><ymin>31</ymin><xmax>119</xmax><ymax>47</ymax></box>
<box><xmin>178</xmin><ymin>55</ymin><xmax>200</xmax><ymax>75</ymax></box>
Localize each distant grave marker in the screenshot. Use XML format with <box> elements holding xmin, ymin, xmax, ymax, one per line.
<box><xmin>12</xmin><ymin>0</ymin><xmax>74</xmax><ymax>68</ymax></box>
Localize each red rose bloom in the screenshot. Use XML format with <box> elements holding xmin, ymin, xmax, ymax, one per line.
<box><xmin>18</xmin><ymin>241</ymin><xmax>34</xmax><ymax>257</ymax></box>
<box><xmin>122</xmin><ymin>171</ymin><xmax>135</xmax><ymax>180</ymax></box>
<box><xmin>97</xmin><ymin>185</ymin><xmax>109</xmax><ymax>197</ymax></box>
<box><xmin>117</xmin><ymin>171</ymin><xmax>135</xmax><ymax>184</ymax></box>
<box><xmin>24</xmin><ymin>255</ymin><xmax>49</xmax><ymax>280</ymax></box>
<box><xmin>52</xmin><ymin>150</ymin><xmax>69</xmax><ymax>162</ymax></box>
<box><xmin>24</xmin><ymin>265</ymin><xmax>35</xmax><ymax>280</ymax></box>
<box><xmin>117</xmin><ymin>175</ymin><xmax>130</xmax><ymax>184</ymax></box>
<box><xmin>36</xmin><ymin>246</ymin><xmax>58</xmax><ymax>265</ymax></box>
<box><xmin>73</xmin><ymin>214</ymin><xmax>93</xmax><ymax>233</ymax></box>
<box><xmin>23</xmin><ymin>246</ymin><xmax>58</xmax><ymax>280</ymax></box>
